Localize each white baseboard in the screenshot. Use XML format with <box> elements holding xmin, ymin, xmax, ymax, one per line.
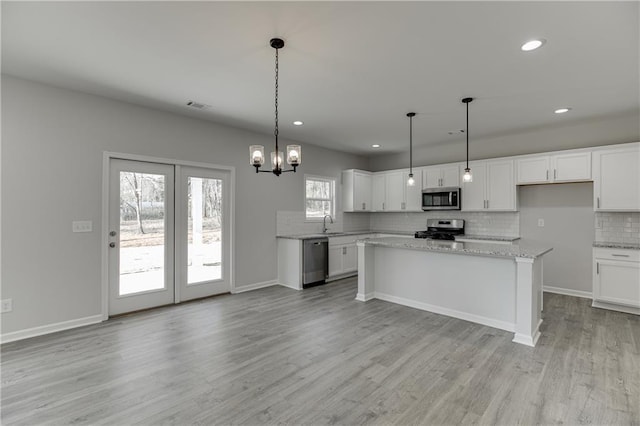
<box><xmin>374</xmin><ymin>292</ymin><xmax>515</xmax><ymax>333</ymax></box>
<box><xmin>232</xmin><ymin>279</ymin><xmax>278</xmax><ymax>294</ymax></box>
<box><xmin>592</xmin><ymin>300</ymin><xmax>640</xmax><ymax>315</ymax></box>
<box><xmin>543</xmin><ymin>285</ymin><xmax>592</xmax><ymax>300</ymax></box>
<box><xmin>277</xmin><ymin>282</ymin><xmax>302</xmax><ymax>291</ymax></box>
<box><xmin>1</xmin><ymin>314</ymin><xmax>103</xmax><ymax>344</ymax></box>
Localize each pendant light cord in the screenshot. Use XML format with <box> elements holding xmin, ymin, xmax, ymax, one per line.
<box><xmin>466</xmin><ymin>100</ymin><xmax>469</xmax><ymax>169</ymax></box>
<box><xmin>274</xmin><ymin>47</ymin><xmax>279</xmax><ymax>164</ymax></box>
<box><xmin>409</xmin><ymin>114</ymin><xmax>413</xmax><ymax>175</ymax></box>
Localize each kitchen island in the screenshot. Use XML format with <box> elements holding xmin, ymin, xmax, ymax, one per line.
<box><xmin>356</xmin><ymin>237</ymin><xmax>553</xmax><ymax>346</ymax></box>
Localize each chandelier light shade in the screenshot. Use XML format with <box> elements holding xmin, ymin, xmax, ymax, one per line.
<box><xmin>406</xmin><ymin>112</ymin><xmax>416</xmax><ymax>186</ymax></box>
<box><xmin>250</xmin><ymin>38</ymin><xmax>301</xmax><ymax>176</ymax></box>
<box><xmin>462</xmin><ymin>97</ymin><xmax>474</xmax><ymax>183</ymax></box>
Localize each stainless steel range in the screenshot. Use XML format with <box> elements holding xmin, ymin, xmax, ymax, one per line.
<box><xmin>415</xmin><ymin>219</ymin><xmax>465</xmax><ymax>240</ymax></box>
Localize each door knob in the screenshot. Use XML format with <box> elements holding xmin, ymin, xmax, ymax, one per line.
<box><xmin>109</xmin><ymin>242</ymin><xmax>116</xmax><ymax>248</ymax></box>
<box><xmin>109</xmin><ymin>231</ymin><xmax>117</xmax><ymax>237</ymax></box>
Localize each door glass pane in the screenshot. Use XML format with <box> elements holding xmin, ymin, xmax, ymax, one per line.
<box><xmin>188</xmin><ymin>177</ymin><xmax>223</xmax><ymax>284</ymax></box>
<box><xmin>119</xmin><ymin>172</ymin><xmax>166</xmax><ymax>295</ymax></box>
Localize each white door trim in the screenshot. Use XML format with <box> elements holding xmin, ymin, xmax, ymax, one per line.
<box><xmin>101</xmin><ymin>151</ymin><xmax>236</xmax><ymax>320</ymax></box>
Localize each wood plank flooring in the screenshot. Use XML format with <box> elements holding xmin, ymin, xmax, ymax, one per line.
<box><xmin>2</xmin><ymin>278</ymin><xmax>639</xmax><ymax>425</ymax></box>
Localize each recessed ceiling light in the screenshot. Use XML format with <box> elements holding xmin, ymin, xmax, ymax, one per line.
<box><xmin>293</xmin><ymin>120</ymin><xmax>303</xmax><ymax>126</ymax></box>
<box><xmin>554</xmin><ymin>108</ymin><xmax>571</xmax><ymax>114</ymax></box>
<box><xmin>372</xmin><ymin>144</ymin><xmax>381</xmax><ymax>148</ymax></box>
<box><xmin>521</xmin><ymin>39</ymin><xmax>546</xmax><ymax>52</ymax></box>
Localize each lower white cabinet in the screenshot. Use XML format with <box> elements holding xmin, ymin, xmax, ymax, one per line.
<box><xmin>328</xmin><ymin>235</ymin><xmax>371</xmax><ymax>278</ymax></box>
<box><xmin>592</xmin><ymin>247</ymin><xmax>640</xmax><ymax>314</ymax></box>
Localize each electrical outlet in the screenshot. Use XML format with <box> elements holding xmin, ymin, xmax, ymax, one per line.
<box><xmin>1</xmin><ymin>299</ymin><xmax>13</xmax><ymax>313</ymax></box>
<box><xmin>72</xmin><ymin>220</ymin><xmax>93</xmax><ymax>233</ymax></box>
<box><xmin>538</xmin><ymin>219</ymin><xmax>545</xmax><ymax>227</ymax></box>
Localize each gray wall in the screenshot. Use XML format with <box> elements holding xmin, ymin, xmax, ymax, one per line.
<box><xmin>518</xmin><ymin>183</ymin><xmax>595</xmax><ymax>295</ymax></box>
<box><xmin>368</xmin><ymin>112</ymin><xmax>640</xmax><ymax>171</ymax></box>
<box><xmin>1</xmin><ymin>75</ymin><xmax>368</xmax><ymax>334</ymax></box>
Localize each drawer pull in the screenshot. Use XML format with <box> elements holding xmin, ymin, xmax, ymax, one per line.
<box><xmin>611</xmin><ymin>254</ymin><xmax>630</xmax><ymax>258</ymax></box>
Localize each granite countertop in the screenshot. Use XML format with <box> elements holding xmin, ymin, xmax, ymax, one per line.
<box><xmin>359</xmin><ymin>237</ymin><xmax>553</xmax><ymax>259</ymax></box>
<box><xmin>276</xmin><ymin>230</ymin><xmax>413</xmax><ymax>240</ymax></box>
<box><xmin>593</xmin><ymin>242</ymin><xmax>640</xmax><ymax>250</ymax></box>
<box><xmin>455</xmin><ymin>234</ymin><xmax>520</xmax><ymax>242</ymax></box>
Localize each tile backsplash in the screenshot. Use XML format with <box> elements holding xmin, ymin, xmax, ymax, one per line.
<box><xmin>595</xmin><ymin>212</ymin><xmax>640</xmax><ymax>244</ymax></box>
<box><xmin>369</xmin><ymin>211</ymin><xmax>520</xmax><ymax>237</ymax></box>
<box><xmin>276</xmin><ymin>211</ymin><xmax>370</xmax><ymax>236</ymax></box>
<box><xmin>277</xmin><ymin>209</ymin><xmax>519</xmax><ymax>237</ymax></box>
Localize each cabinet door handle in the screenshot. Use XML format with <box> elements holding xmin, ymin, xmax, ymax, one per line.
<box><xmin>343</xmin><ymin>247</ymin><xmax>347</xmax><ymax>255</ymax></box>
<box><xmin>554</xmin><ymin>169</ymin><xmax>557</xmax><ymax>179</ymax></box>
<box><xmin>596</xmin><ymin>262</ymin><xmax>599</xmax><ymax>274</ymax></box>
<box><xmin>362</xmin><ymin>202</ymin><xmax>365</xmax><ymax>210</ymax></box>
<box><xmin>382</xmin><ymin>202</ymin><xmax>385</xmax><ymax>210</ymax></box>
<box><xmin>546</xmin><ymin>170</ymin><xmax>549</xmax><ymax>180</ymax></box>
<box><xmin>401</xmin><ymin>202</ymin><xmax>406</xmax><ymax>210</ymax></box>
<box><xmin>612</xmin><ymin>254</ymin><xmax>630</xmax><ymax>258</ymax></box>
<box><xmin>597</xmin><ymin>197</ymin><xmax>600</xmax><ymax>209</ymax></box>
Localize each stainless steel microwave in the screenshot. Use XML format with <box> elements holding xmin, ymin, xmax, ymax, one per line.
<box><xmin>422</xmin><ymin>187</ymin><xmax>461</xmax><ymax>211</ymax></box>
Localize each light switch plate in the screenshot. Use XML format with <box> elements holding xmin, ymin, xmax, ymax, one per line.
<box><xmin>537</xmin><ymin>219</ymin><xmax>545</xmax><ymax>227</ymax></box>
<box><xmin>1</xmin><ymin>299</ymin><xmax>13</xmax><ymax>313</ymax></box>
<box><xmin>72</xmin><ymin>220</ymin><xmax>93</xmax><ymax>233</ymax></box>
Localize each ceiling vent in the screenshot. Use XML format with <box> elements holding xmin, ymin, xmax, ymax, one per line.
<box><xmin>186</xmin><ymin>100</ymin><xmax>210</xmax><ymax>110</ymax></box>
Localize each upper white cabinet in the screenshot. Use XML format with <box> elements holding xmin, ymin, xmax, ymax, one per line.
<box><xmin>423</xmin><ymin>164</ymin><xmax>461</xmax><ymax>188</ymax></box>
<box><xmin>371</xmin><ymin>169</ymin><xmax>423</xmax><ymax>212</ymax></box>
<box><xmin>593</xmin><ymin>144</ymin><xmax>640</xmax><ymax>211</ymax></box>
<box><xmin>342</xmin><ymin>169</ymin><xmax>372</xmax><ymax>212</ymax></box>
<box><xmin>516</xmin><ymin>151</ymin><xmax>591</xmax><ymax>184</ymax></box>
<box><xmin>371</xmin><ymin>173</ymin><xmax>386</xmax><ymax>211</ymax></box>
<box><xmin>462</xmin><ymin>159</ymin><xmax>516</xmax><ymax>211</ymax></box>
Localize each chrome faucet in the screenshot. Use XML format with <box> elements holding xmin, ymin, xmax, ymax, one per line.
<box><xmin>323</xmin><ymin>215</ymin><xmax>334</xmax><ymax>233</ymax></box>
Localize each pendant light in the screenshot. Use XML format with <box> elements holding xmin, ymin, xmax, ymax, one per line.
<box><xmin>250</xmin><ymin>38</ymin><xmax>301</xmax><ymax>176</ymax></box>
<box><xmin>462</xmin><ymin>97</ymin><xmax>474</xmax><ymax>183</ymax></box>
<box><xmin>406</xmin><ymin>112</ymin><xmax>416</xmax><ymax>186</ymax></box>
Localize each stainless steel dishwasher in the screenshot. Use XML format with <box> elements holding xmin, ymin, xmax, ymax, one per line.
<box><xmin>302</xmin><ymin>237</ymin><xmax>328</xmax><ymax>288</ymax></box>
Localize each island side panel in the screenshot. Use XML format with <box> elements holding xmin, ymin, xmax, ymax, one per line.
<box><xmin>356</xmin><ymin>242</ymin><xmax>375</xmax><ymax>301</ymax></box>
<box><xmin>513</xmin><ymin>257</ymin><xmax>543</xmax><ymax>346</ymax></box>
<box><xmin>370</xmin><ymin>246</ymin><xmax>517</xmax><ymax>332</ymax></box>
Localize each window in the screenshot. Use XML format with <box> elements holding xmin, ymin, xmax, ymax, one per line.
<box><xmin>305</xmin><ymin>175</ymin><xmax>335</xmax><ymax>220</ymax></box>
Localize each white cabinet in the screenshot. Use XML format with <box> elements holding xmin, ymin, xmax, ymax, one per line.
<box><xmin>328</xmin><ymin>234</ymin><xmax>371</xmax><ymax>278</ymax></box>
<box><xmin>371</xmin><ymin>174</ymin><xmax>386</xmax><ymax>211</ymax></box>
<box><xmin>462</xmin><ymin>159</ymin><xmax>516</xmax><ymax>211</ymax></box>
<box><xmin>342</xmin><ymin>170</ymin><xmax>372</xmax><ymax>212</ymax></box>
<box><xmin>593</xmin><ymin>248</ymin><xmax>640</xmax><ymax>314</ymax></box>
<box><xmin>371</xmin><ymin>169</ymin><xmax>423</xmax><ymax>212</ymax></box>
<box><xmin>593</xmin><ymin>145</ymin><xmax>640</xmax><ymax>211</ymax></box>
<box><xmin>423</xmin><ymin>164</ymin><xmax>460</xmax><ymax>188</ymax></box>
<box><xmin>517</xmin><ymin>151</ymin><xmax>591</xmax><ymax>185</ymax></box>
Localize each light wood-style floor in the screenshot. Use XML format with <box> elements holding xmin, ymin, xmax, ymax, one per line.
<box><xmin>2</xmin><ymin>278</ymin><xmax>639</xmax><ymax>425</ymax></box>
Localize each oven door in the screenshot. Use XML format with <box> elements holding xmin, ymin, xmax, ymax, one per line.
<box><xmin>422</xmin><ymin>187</ymin><xmax>461</xmax><ymax>210</ymax></box>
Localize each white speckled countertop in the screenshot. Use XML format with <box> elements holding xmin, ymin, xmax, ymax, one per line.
<box><xmin>276</xmin><ymin>230</ymin><xmax>414</xmax><ymax>240</ymax></box>
<box><xmin>455</xmin><ymin>234</ymin><xmax>520</xmax><ymax>242</ymax></box>
<box><xmin>593</xmin><ymin>242</ymin><xmax>640</xmax><ymax>250</ymax></box>
<box><xmin>359</xmin><ymin>237</ymin><xmax>553</xmax><ymax>259</ymax></box>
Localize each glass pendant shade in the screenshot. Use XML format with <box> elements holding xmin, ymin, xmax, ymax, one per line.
<box><xmin>463</xmin><ymin>168</ymin><xmax>473</xmax><ymax>183</ymax></box>
<box><xmin>286</xmin><ymin>145</ymin><xmax>301</xmax><ymax>166</ymax></box>
<box><xmin>250</xmin><ymin>145</ymin><xmax>265</xmax><ymax>166</ymax></box>
<box><xmin>271</xmin><ymin>151</ymin><xmax>284</xmax><ymax>170</ymax></box>
<box><xmin>407</xmin><ymin>173</ymin><xmax>415</xmax><ymax>186</ymax></box>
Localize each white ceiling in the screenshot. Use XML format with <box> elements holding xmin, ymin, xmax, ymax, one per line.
<box><xmin>2</xmin><ymin>1</ymin><xmax>638</xmax><ymax>155</ymax></box>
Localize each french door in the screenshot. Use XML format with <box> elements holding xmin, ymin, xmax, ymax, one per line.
<box><xmin>177</xmin><ymin>166</ymin><xmax>231</xmax><ymax>301</ymax></box>
<box><xmin>108</xmin><ymin>159</ymin><xmax>231</xmax><ymax>316</ymax></box>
